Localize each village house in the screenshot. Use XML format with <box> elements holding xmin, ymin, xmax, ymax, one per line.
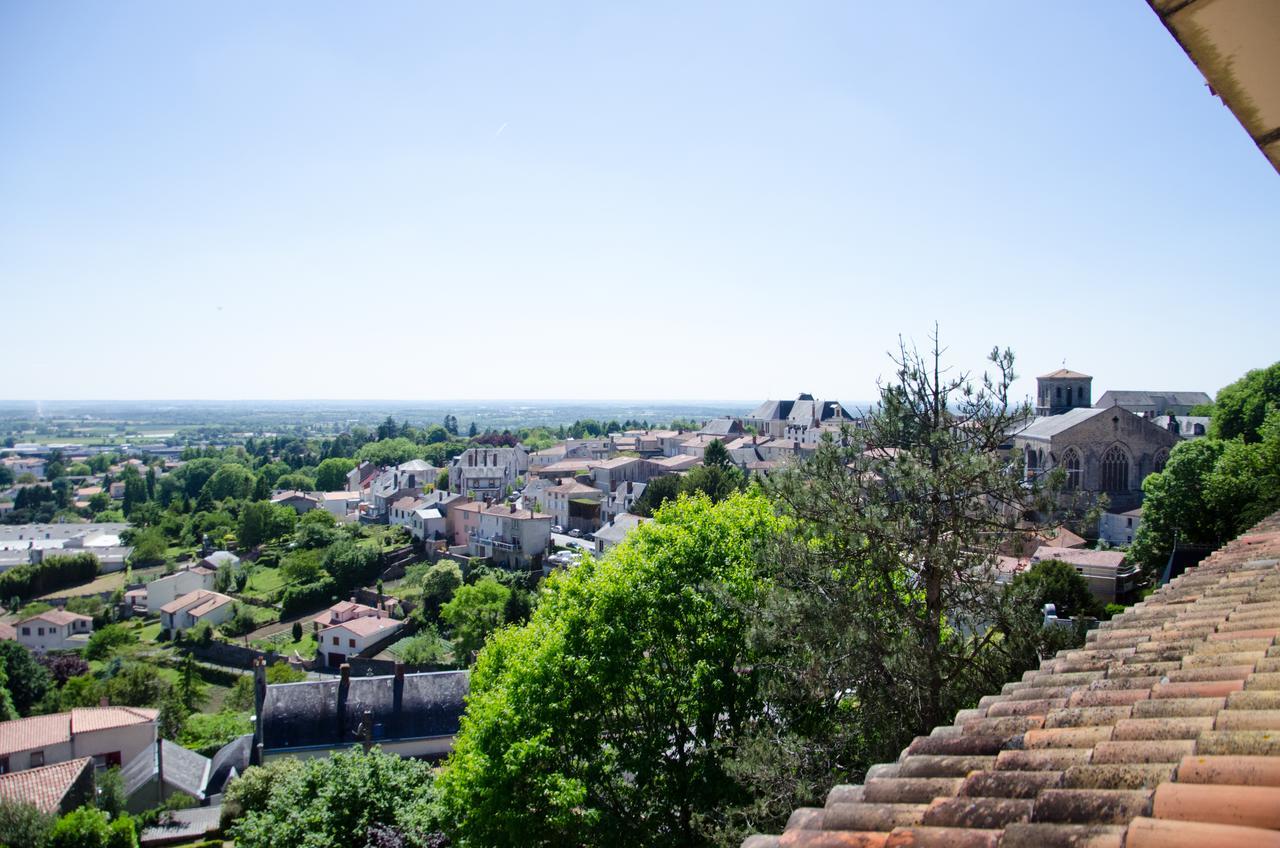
<box><xmin>345</xmin><ymin>460</ymin><xmax>379</xmax><ymax>493</ymax></box>
<box><xmin>678</xmin><ymin>434</ymin><xmax>725</xmax><ymax>459</ymax></box>
<box><xmin>593</xmin><ymin>513</ymin><xmax>645</xmax><ymax>555</ymax></box>
<box><xmin>270</xmin><ymin>490</ymin><xmax>321</xmax><ymax>514</ymax></box>
<box><xmin>317</xmin><ymin>490</ymin><xmax>361</xmax><ymax>518</ymax></box>
<box><xmin>146</xmin><ymin>563</ymin><xmax>217</xmax><ymax>613</ymax></box>
<box><xmin>253</xmin><ymin>661</ymin><xmax>469</xmax><ymax>762</ymax></box>
<box><xmin>602</xmin><ymin>481</ymin><xmax>646</xmax><ymax>522</ymax></box>
<box><xmin>406</xmin><ymin>490</ymin><xmax>469</xmax><ymax>542</ymax></box>
<box><xmin>448</xmin><ymin>447</ymin><xmax>528</xmax><ymax>501</ymax></box>
<box><xmin>531</xmin><ymin>457</ymin><xmax>600</xmax><ymax>480</ymax></box>
<box><xmin>1099</xmin><ymin>507</ymin><xmax>1144</xmax><ymax>547</ymax></box>
<box><xmin>12</xmin><ymin>609</ymin><xmax>93</xmax><ymax>653</ymax></box>
<box><xmin>590</xmin><ymin>456</ymin><xmax>657</xmax><ymax>494</ymax></box>
<box><xmin>468</xmin><ymin>502</ymin><xmax>553</xmax><ymax>571</ymax></box>
<box><xmin>742</xmin><ymin>393</ymin><xmax>856</xmax><ymax>439</ymax></box>
<box><xmin>1030</xmin><ymin>544</ymin><xmax>1140</xmax><ymax>604</ymax></box>
<box><xmin>0</xmin><ymin>757</ymin><xmax>95</xmax><ymax>815</ymax></box>
<box><xmin>545</xmin><ymin>479</ymin><xmax>605</xmax><ymax>534</ymax></box>
<box><xmin>0</xmin><ymin>706</ymin><xmax>158</xmax><ymax>774</ymax></box>
<box><xmin>647</xmin><ymin>454</ymin><xmax>702</xmax><ymax>474</ymax></box>
<box><xmin>160</xmin><ymin>590</ymin><xmax>235</xmax><ymax>635</ymax></box>
<box><xmin>1</xmin><ymin>456</ymin><xmax>46</xmax><ymax>480</ymax></box>
<box><xmin>1152</xmin><ymin>414</ymin><xmax>1210</xmax><ymax>439</ymax></box>
<box><xmin>317</xmin><ymin>612</ymin><xmax>402</xmax><ymax>668</ymax></box>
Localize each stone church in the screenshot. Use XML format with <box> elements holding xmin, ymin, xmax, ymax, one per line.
<box><xmin>1012</xmin><ymin>369</ymin><xmax>1180</xmax><ymax>511</ymax></box>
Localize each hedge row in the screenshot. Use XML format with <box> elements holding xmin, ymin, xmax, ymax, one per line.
<box><xmin>0</xmin><ymin>552</ymin><xmax>98</xmax><ymax>602</ymax></box>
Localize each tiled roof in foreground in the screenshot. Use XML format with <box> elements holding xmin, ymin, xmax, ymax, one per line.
<box><xmin>745</xmin><ymin>510</ymin><xmax>1280</xmax><ymax>848</ymax></box>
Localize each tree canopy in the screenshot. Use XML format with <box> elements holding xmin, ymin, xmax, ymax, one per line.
<box><xmin>438</xmin><ymin>492</ymin><xmax>783</xmax><ymax>848</ymax></box>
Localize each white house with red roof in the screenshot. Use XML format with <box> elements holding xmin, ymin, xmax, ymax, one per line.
<box><xmin>159</xmin><ymin>590</ymin><xmax>235</xmax><ymax>635</ymax></box>
<box><xmin>318</xmin><ymin>612</ymin><xmax>402</xmax><ymax>668</ymax></box>
<box><xmin>0</xmin><ymin>707</ymin><xmax>157</xmax><ymax>774</ymax></box>
<box><xmin>145</xmin><ymin>563</ymin><xmax>217</xmax><ymax>613</ymax></box>
<box><xmin>14</xmin><ymin>609</ymin><xmax>93</xmax><ymax>653</ymax></box>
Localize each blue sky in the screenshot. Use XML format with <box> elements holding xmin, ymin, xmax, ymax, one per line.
<box><xmin>2</xmin><ymin>2</ymin><xmax>1276</xmax><ymax>403</ymax></box>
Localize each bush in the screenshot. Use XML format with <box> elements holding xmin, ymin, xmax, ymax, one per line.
<box><xmin>48</xmin><ymin>806</ymin><xmax>137</xmax><ymax>848</ymax></box>
<box><xmin>0</xmin><ymin>798</ymin><xmax>55</xmax><ymax>848</ymax></box>
<box><xmin>227</xmin><ymin>749</ymin><xmax>441</xmax><ymax>848</ymax></box>
<box><xmin>278</xmin><ymin>577</ymin><xmax>337</xmax><ymax>618</ymax></box>
<box><xmin>219</xmin><ymin>604</ymin><xmax>259</xmax><ymax>638</ymax></box>
<box><xmin>85</xmin><ymin>624</ymin><xmax>138</xmax><ymax>661</ymax></box>
<box><xmin>179</xmin><ymin>710</ymin><xmax>254</xmax><ymax>757</ymax></box>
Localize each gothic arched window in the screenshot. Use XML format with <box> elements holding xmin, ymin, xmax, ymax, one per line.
<box><xmin>1102</xmin><ymin>446</ymin><xmax>1130</xmax><ymax>492</ymax></box>
<box><xmin>1062</xmin><ymin>447</ymin><xmax>1082</xmax><ymax>491</ymax></box>
<box><xmin>1153</xmin><ymin>448</ymin><xmax>1170</xmax><ymax>474</ymax></box>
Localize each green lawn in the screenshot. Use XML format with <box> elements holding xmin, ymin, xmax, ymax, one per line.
<box><xmin>242</xmin><ymin>565</ymin><xmax>287</xmax><ymax>600</ymax></box>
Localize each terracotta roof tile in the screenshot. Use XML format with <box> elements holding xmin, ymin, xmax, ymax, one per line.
<box><xmin>744</xmin><ymin>510</ymin><xmax>1280</xmax><ymax>848</ymax></box>
<box><xmin>0</xmin><ymin>757</ymin><xmax>92</xmax><ymax>813</ymax></box>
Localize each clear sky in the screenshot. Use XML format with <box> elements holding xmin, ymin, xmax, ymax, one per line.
<box><xmin>2</xmin><ymin>2</ymin><xmax>1276</xmax><ymax>404</ymax></box>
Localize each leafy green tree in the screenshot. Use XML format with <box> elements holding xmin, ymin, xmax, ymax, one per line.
<box><xmin>228</xmin><ymin>748</ymin><xmax>444</xmax><ymax>848</ymax></box>
<box><xmin>355</xmin><ymin>438</ymin><xmax>421</xmax><ymax>467</ymax></box>
<box><xmin>393</xmin><ymin>629</ymin><xmax>449</xmax><ymax>666</ymax></box>
<box><xmin>85</xmin><ymin>624</ymin><xmax>138</xmax><ymax>661</ymax></box>
<box><xmin>315</xmin><ymin>457</ymin><xmax>357</xmax><ymax>491</ymax></box>
<box><xmin>417</xmin><ymin>561</ymin><xmax>463</xmax><ymax>621</ymax></box>
<box><xmin>274</xmin><ymin>471</ymin><xmax>317</xmax><ymax>492</ymax></box>
<box><xmin>1010</xmin><ymin>559</ymin><xmax>1102</xmax><ymax>618</ymax></box>
<box><xmin>202</xmin><ymin>463</ymin><xmax>257</xmax><ymax>501</ymax></box>
<box><xmin>1131</xmin><ymin>410</ymin><xmax>1280</xmax><ymax>572</ymax></box>
<box><xmin>702</xmin><ymin>438</ymin><xmax>731</xmax><ymax>468</ymax></box>
<box><xmin>681</xmin><ymin>461</ymin><xmax>744</xmax><ymax>504</ymax></box>
<box><xmin>729</xmin><ymin>337</ymin><xmax>1061</xmax><ymax>840</ymax></box>
<box><xmin>127</xmin><ymin>527</ymin><xmax>168</xmax><ymax>565</ymax></box>
<box><xmin>438</xmin><ymin>493</ymin><xmax>782</xmax><ymax>848</ymax></box>
<box><xmin>265</xmin><ymin>662</ymin><xmax>306</xmax><ymax>684</ymax></box>
<box><xmin>237</xmin><ymin>501</ymin><xmax>297</xmax><ymax>548</ymax></box>
<box><xmin>435</xmin><ymin>469</ymin><xmax>450</xmax><ymax>491</ymax></box>
<box><xmin>177</xmin><ymin>653</ymin><xmax>207</xmax><ymax>712</ymax></box>
<box><xmin>439</xmin><ymin>577</ymin><xmax>510</xmax><ymax>660</ymax></box>
<box><xmin>321</xmin><ymin>540</ymin><xmax>379</xmax><ymax>588</ymax></box>
<box><xmin>0</xmin><ymin>641</ymin><xmax>51</xmax><ymax>715</ymax></box>
<box><xmin>0</xmin><ymin>662</ymin><xmax>18</xmax><ymax>721</ymax></box>
<box><xmin>47</xmin><ymin>805</ymin><xmax>136</xmax><ymax>848</ymax></box>
<box><xmin>294</xmin><ymin>509</ymin><xmax>339</xmax><ymax>548</ymax></box>
<box><xmin>0</xmin><ymin>798</ymin><xmax>55</xmax><ymax>847</ymax></box>
<box><xmin>1208</xmin><ymin>360</ymin><xmax>1280</xmax><ymax>442</ymax></box>
<box><xmin>631</xmin><ymin>474</ymin><xmax>682</xmax><ymax>517</ymax></box>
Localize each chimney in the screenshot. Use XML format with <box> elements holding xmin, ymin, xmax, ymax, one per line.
<box><xmin>350</xmin><ymin>596</ymin><xmax>357</xmax><ymax>604</ymax></box>
<box><xmin>99</xmin><ymin>696</ymin><xmax>109</xmax><ymax>707</ymax></box>
<box><xmin>510</xmin><ymin>502</ymin><xmax>516</xmax><ymax>513</ymax></box>
<box><xmin>337</xmin><ymin>664</ymin><xmax>352</xmax><ymax>741</ymax></box>
<box><xmin>395</xmin><ymin>661</ymin><xmax>405</xmax><ymax>683</ymax></box>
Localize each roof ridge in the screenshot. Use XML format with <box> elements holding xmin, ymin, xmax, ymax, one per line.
<box><xmin>744</xmin><ymin>509</ymin><xmax>1280</xmax><ymax>848</ymax></box>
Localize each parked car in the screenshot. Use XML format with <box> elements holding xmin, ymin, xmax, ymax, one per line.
<box><xmin>551</xmin><ymin>525</ymin><xmax>564</xmax><ymax>534</ymax></box>
<box><xmin>568</xmin><ymin>528</ymin><xmax>581</xmax><ymax>538</ymax></box>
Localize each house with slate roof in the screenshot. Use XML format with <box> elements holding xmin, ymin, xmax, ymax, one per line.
<box><xmin>1095</xmin><ymin>390</ymin><xmax>1213</xmax><ymax>419</ymax></box>
<box><xmin>744</xmin><ymin>510</ymin><xmax>1280</xmax><ymax>848</ymax></box>
<box><xmin>252</xmin><ymin>660</ymin><xmax>469</xmax><ymax>762</ymax></box>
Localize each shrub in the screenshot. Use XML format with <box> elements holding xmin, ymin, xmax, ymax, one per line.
<box><xmin>48</xmin><ymin>806</ymin><xmax>137</xmax><ymax>848</ymax></box>
<box><xmin>85</xmin><ymin>624</ymin><xmax>138</xmax><ymax>661</ymax></box>
<box><xmin>278</xmin><ymin>577</ymin><xmax>336</xmax><ymax>618</ymax></box>
<box><xmin>0</xmin><ymin>798</ymin><xmax>55</xmax><ymax>848</ymax></box>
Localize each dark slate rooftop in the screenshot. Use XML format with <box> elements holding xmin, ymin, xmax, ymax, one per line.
<box><xmin>744</xmin><ymin>510</ymin><xmax>1280</xmax><ymax>848</ymax></box>
<box><xmin>207</xmin><ymin>733</ymin><xmax>251</xmax><ymax>795</ymax></box>
<box><xmin>261</xmin><ymin>669</ymin><xmax>469</xmax><ymax>752</ymax></box>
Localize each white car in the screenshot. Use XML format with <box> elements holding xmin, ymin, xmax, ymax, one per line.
<box><xmin>551</xmin><ymin>525</ymin><xmax>564</xmax><ymax>535</ymax></box>
<box><xmin>568</xmin><ymin>528</ymin><xmax>582</xmax><ymax>538</ymax></box>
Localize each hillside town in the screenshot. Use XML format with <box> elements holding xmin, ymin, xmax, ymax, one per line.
<box><xmin>0</xmin><ymin>360</ymin><xmax>1257</xmax><ymax>844</ymax></box>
